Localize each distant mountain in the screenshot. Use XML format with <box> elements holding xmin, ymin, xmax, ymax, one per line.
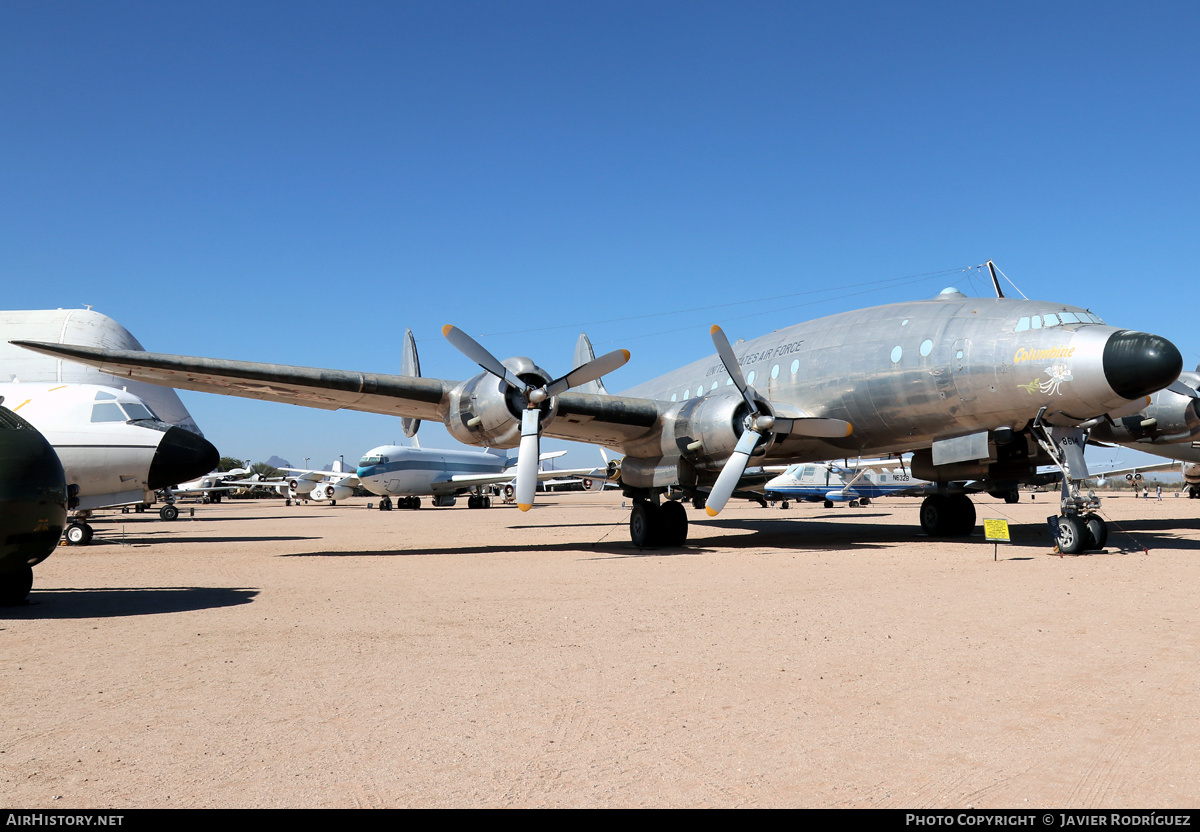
<box><xmin>265</xmin><ymin>455</ymin><xmax>292</xmax><ymax>470</ymax></box>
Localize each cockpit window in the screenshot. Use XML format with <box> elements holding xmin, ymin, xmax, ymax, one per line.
<box><xmin>360</xmin><ymin>454</ymin><xmax>388</xmax><ymax>465</ymax></box>
<box><xmin>122</xmin><ymin>402</ymin><xmax>156</xmax><ymax>421</ymax></box>
<box><xmin>91</xmin><ymin>403</ymin><xmax>127</xmax><ymax>422</ymax></box>
<box><xmin>1015</xmin><ymin>310</ymin><xmax>1106</xmax><ymax>332</ymax></box>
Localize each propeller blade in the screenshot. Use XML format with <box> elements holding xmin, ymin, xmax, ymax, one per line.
<box><xmin>442</xmin><ymin>325</ymin><xmax>525</xmax><ymax>391</ymax></box>
<box><xmin>774</xmin><ymin>417</ymin><xmax>853</xmax><ymax>438</ymax></box>
<box><xmin>710</xmin><ymin>325</ymin><xmax>758</xmax><ymax>412</ymax></box>
<box><xmin>1167</xmin><ymin>379</ymin><xmax>1200</xmax><ymax>399</ymax></box>
<box><xmin>515</xmin><ymin>408</ymin><xmax>540</xmax><ymax>511</ymax></box>
<box><xmin>544</xmin><ymin>349</ymin><xmax>632</xmax><ymax>398</ymax></box>
<box><xmin>704</xmin><ymin>428</ymin><xmax>762</xmax><ymax>517</ymax></box>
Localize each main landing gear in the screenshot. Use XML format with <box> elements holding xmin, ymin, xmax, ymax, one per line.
<box><xmin>466</xmin><ymin>495</ymin><xmax>492</xmax><ymax>509</ymax></box>
<box><xmin>629</xmin><ymin>499</ymin><xmax>688</xmax><ymax>547</ymax></box>
<box><xmin>918</xmin><ymin>493</ymin><xmax>976</xmax><ymax>537</ymax></box>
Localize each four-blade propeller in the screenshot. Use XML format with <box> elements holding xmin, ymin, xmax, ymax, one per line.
<box><xmin>442</xmin><ymin>325</ymin><xmax>630</xmax><ymax>511</ymax></box>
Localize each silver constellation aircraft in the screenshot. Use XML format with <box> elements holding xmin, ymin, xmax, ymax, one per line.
<box><xmin>14</xmin><ymin>275</ymin><xmax>1185</xmax><ymax>554</ymax></box>
<box><xmin>1086</xmin><ymin>361</ymin><xmax>1200</xmax><ymax>499</ymax></box>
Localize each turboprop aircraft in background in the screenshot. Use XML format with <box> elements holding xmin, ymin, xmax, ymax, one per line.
<box><xmin>15</xmin><ymin>265</ymin><xmax>1186</xmax><ymax>554</ymax></box>
<box><xmin>764</xmin><ymin>458</ymin><xmax>935</xmax><ymax>508</ymax></box>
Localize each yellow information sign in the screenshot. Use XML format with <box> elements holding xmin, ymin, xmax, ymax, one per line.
<box><xmin>983</xmin><ymin>518</ymin><xmax>1010</xmax><ymax>542</ymax></box>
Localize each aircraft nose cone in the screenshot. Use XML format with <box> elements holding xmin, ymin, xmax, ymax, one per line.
<box><xmin>147</xmin><ymin>427</ymin><xmax>220</xmax><ymax>490</ymax></box>
<box><xmin>1103</xmin><ymin>330</ymin><xmax>1183</xmax><ymax>400</ymax></box>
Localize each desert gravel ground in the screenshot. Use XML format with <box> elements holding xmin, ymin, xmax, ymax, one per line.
<box><xmin>3</xmin><ymin>490</ymin><xmax>1199</xmax><ymax>808</ymax></box>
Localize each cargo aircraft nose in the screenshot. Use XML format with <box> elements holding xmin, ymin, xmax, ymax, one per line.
<box><xmin>1103</xmin><ymin>331</ymin><xmax>1183</xmax><ymax>400</ymax></box>
<box><xmin>147</xmin><ymin>426</ymin><xmax>220</xmax><ymax>490</ymax></box>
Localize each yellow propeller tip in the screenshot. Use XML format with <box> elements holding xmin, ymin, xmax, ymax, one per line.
<box><xmin>845</xmin><ymin>424</ymin><xmax>854</xmax><ymax>436</ymax></box>
<box><xmin>705</xmin><ymin>506</ymin><xmax>720</xmax><ymax>517</ymax></box>
<box><xmin>441</xmin><ymin>324</ymin><xmax>454</xmax><ymax>336</ymax></box>
<box><xmin>710</xmin><ymin>324</ymin><xmax>722</xmax><ymax>335</ymax></box>
<box><xmin>518</xmin><ymin>503</ymin><xmax>532</xmax><ymax>512</ymax></box>
<box><xmin>621</xmin><ymin>349</ymin><xmax>631</xmax><ymax>360</ymax></box>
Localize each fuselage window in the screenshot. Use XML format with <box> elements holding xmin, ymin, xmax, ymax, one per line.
<box><xmin>1031</xmin><ymin>316</ymin><xmax>1042</xmax><ymax>329</ymax></box>
<box><xmin>1015</xmin><ymin>317</ymin><xmax>1030</xmax><ymax>332</ymax></box>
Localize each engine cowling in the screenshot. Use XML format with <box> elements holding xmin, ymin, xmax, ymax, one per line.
<box><xmin>1090</xmin><ymin>372</ymin><xmax>1200</xmax><ymax>445</ymax></box>
<box><xmin>444</xmin><ymin>357</ymin><xmax>559</xmax><ymax>449</ymax></box>
<box><xmin>310</xmin><ymin>483</ymin><xmax>353</xmax><ymax>502</ymax></box>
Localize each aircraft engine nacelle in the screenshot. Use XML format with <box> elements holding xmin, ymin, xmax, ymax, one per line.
<box><xmin>1183</xmin><ymin>463</ymin><xmax>1200</xmax><ymax>487</ymax></box>
<box><xmin>311</xmin><ymin>483</ymin><xmax>353</xmax><ymax>502</ymax></box>
<box><xmin>1090</xmin><ymin>373</ymin><xmax>1200</xmax><ymax>445</ymax></box>
<box><xmin>660</xmin><ymin>392</ymin><xmax>769</xmax><ymax>472</ymax></box>
<box><xmin>288</xmin><ymin>478</ymin><xmax>316</xmax><ymax>497</ymax></box>
<box><xmin>444</xmin><ymin>357</ymin><xmax>560</xmax><ymax>449</ymax></box>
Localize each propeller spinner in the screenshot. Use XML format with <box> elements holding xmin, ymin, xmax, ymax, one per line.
<box><xmin>443</xmin><ymin>325</ymin><xmax>630</xmax><ymax>511</ymax></box>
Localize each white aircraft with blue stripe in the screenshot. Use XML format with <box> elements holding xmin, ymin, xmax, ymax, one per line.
<box><xmin>764</xmin><ymin>459</ymin><xmax>931</xmax><ymax>507</ymax></box>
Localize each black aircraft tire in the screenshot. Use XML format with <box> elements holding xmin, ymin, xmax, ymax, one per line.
<box><xmin>629</xmin><ymin>502</ymin><xmax>660</xmax><ymax>548</ymax></box>
<box><xmin>1057</xmin><ymin>515</ymin><xmax>1088</xmax><ymax>555</ymax></box>
<box><xmin>65</xmin><ymin>522</ymin><xmax>93</xmax><ymax>545</ymax></box>
<box><xmin>947</xmin><ymin>494</ymin><xmax>976</xmax><ymax>536</ymax></box>
<box><xmin>692</xmin><ymin>495</ymin><xmax>706</xmax><ymax>511</ymax></box>
<box><xmin>1005</xmin><ymin>490</ymin><xmax>1020</xmax><ymax>504</ymax></box>
<box><xmin>160</xmin><ymin>504</ymin><xmax>179</xmax><ymax>521</ymax></box>
<box><xmin>660</xmin><ymin>500</ymin><xmax>688</xmax><ymax>547</ymax></box>
<box><xmin>824</xmin><ymin>499</ymin><xmax>834</xmax><ymax>509</ymax></box>
<box><xmin>920</xmin><ymin>495</ymin><xmax>948</xmax><ymax>536</ymax></box>
<box><xmin>859</xmin><ymin>497</ymin><xmax>871</xmax><ymax>506</ymax></box>
<box><xmin>1084</xmin><ymin>514</ymin><xmax>1108</xmax><ymax>550</ymax></box>
<box><xmin>0</xmin><ymin>566</ymin><xmax>34</xmax><ymax>606</ymax></box>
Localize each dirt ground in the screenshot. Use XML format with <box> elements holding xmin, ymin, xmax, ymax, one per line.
<box><xmin>3</xmin><ymin>489</ymin><xmax>1199</xmax><ymax>808</ymax></box>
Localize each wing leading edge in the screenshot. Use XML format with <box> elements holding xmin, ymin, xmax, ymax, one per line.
<box><xmin>11</xmin><ymin>341</ymin><xmax>665</xmax><ymax>450</ymax></box>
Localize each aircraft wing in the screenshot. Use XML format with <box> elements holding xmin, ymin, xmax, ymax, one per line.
<box><xmin>278</xmin><ymin>468</ymin><xmax>361</xmax><ymax>488</ymax></box>
<box><xmin>1088</xmin><ymin>460</ymin><xmax>1182</xmax><ymax>479</ymax></box>
<box><xmin>12</xmin><ymin>341</ymin><xmax>665</xmax><ymax>449</ymax></box>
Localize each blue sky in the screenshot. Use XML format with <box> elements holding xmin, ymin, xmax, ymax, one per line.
<box><xmin>2</xmin><ymin>2</ymin><xmax>1197</xmax><ymax>471</ymax></box>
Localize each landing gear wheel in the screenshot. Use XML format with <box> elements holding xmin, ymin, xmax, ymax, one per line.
<box><xmin>0</xmin><ymin>566</ymin><xmax>34</xmax><ymax>606</ymax></box>
<box><xmin>379</xmin><ymin>497</ymin><xmax>392</xmax><ymax>511</ymax></box>
<box><xmin>660</xmin><ymin>500</ymin><xmax>688</xmax><ymax>547</ymax></box>
<box><xmin>920</xmin><ymin>495</ymin><xmax>947</xmax><ymax>536</ymax></box>
<box><xmin>849</xmin><ymin>500</ymin><xmax>860</xmax><ymax>508</ymax></box>
<box><xmin>692</xmin><ymin>495</ymin><xmax>706</xmax><ymax>511</ymax></box>
<box><xmin>859</xmin><ymin>497</ymin><xmax>871</xmax><ymax>507</ymax></box>
<box><xmin>160</xmin><ymin>504</ymin><xmax>179</xmax><ymax>521</ymax></box>
<box><xmin>1083</xmin><ymin>514</ymin><xmax>1107</xmax><ymax>550</ymax></box>
<box><xmin>1057</xmin><ymin>515</ymin><xmax>1087</xmax><ymax>555</ymax></box>
<box><xmin>780</xmin><ymin>500</ymin><xmax>790</xmax><ymax>509</ymax></box>
<box><xmin>823</xmin><ymin>499</ymin><xmax>834</xmax><ymax>509</ymax></box>
<box><xmin>1005</xmin><ymin>489</ymin><xmax>1020</xmax><ymax>504</ymax></box>
<box><xmin>946</xmin><ymin>493</ymin><xmax>976</xmax><ymax>536</ymax></box>
<box><xmin>65</xmin><ymin>522</ymin><xmax>93</xmax><ymax>545</ymax></box>
<box><xmin>484</xmin><ymin>496</ymin><xmax>491</xmax><ymax>508</ymax></box>
<box><xmin>630</xmin><ymin>502</ymin><xmax>661</xmax><ymax>547</ymax></box>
